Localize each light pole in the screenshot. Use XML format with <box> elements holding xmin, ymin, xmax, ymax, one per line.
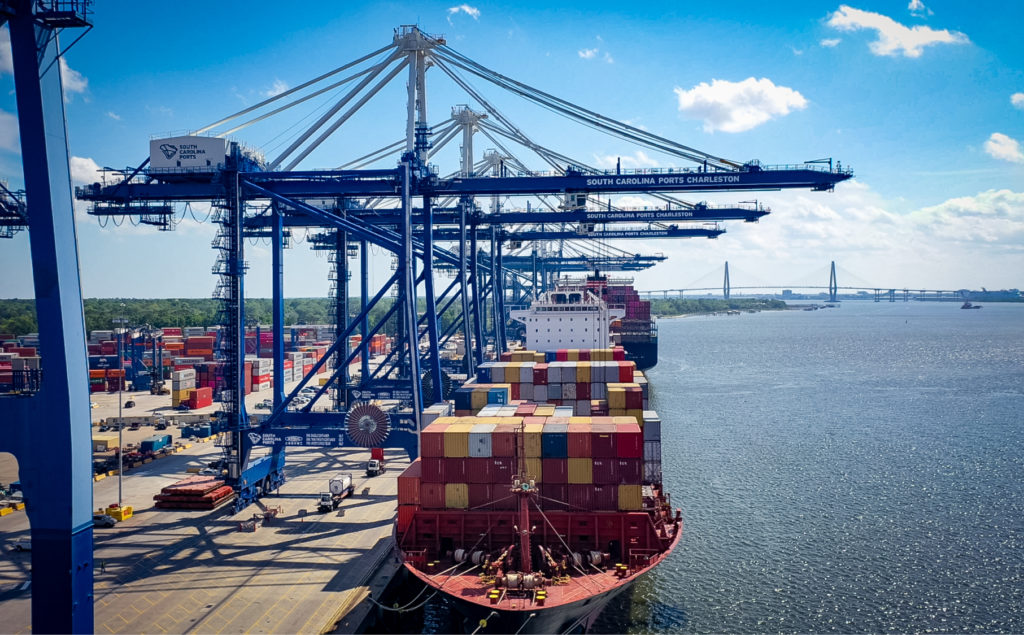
<box><xmin>114</xmin><ymin>303</ymin><xmax>127</xmax><ymax>507</ymax></box>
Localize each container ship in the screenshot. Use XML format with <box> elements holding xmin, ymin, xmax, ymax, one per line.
<box><xmin>547</xmin><ymin>271</ymin><xmax>658</xmax><ymax>370</ymax></box>
<box><xmin>394</xmin><ymin>287</ymin><xmax>680</xmax><ymax>634</ymax></box>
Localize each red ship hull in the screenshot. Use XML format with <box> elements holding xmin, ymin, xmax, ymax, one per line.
<box><xmin>398</xmin><ymin>505</ymin><xmax>682</xmax><ymax>634</ymax></box>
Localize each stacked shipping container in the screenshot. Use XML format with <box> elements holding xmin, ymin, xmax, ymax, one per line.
<box><xmin>398</xmin><ymin>414</ymin><xmax>662</xmax><ymax>517</ymax></box>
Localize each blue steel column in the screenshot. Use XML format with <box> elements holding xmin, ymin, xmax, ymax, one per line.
<box><xmin>334</xmin><ymin>225</ymin><xmax>349</xmax><ymax>410</ymax></box>
<box><xmin>492</xmin><ymin>227</ymin><xmax>507</xmax><ymax>353</ymax></box>
<box><xmin>421</xmin><ymin>195</ymin><xmax>443</xmax><ymax>405</ymax></box>
<box><xmin>469</xmin><ymin>223</ymin><xmax>484</xmax><ymax>366</ymax></box>
<box><xmin>458</xmin><ymin>200</ymin><xmax>474</xmax><ymax>376</ymax></box>
<box><xmin>360</xmin><ymin>239</ymin><xmax>370</xmax><ymax>381</ymax></box>
<box><xmin>5</xmin><ymin>4</ymin><xmax>94</xmax><ymax>631</ymax></box>
<box><xmin>272</xmin><ymin>204</ymin><xmax>284</xmax><ymax>408</ymax></box>
<box><xmin>400</xmin><ymin>160</ymin><xmax>422</xmax><ymax>430</ymax></box>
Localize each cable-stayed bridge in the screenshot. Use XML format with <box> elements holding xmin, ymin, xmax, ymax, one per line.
<box><xmin>638</xmin><ymin>261</ymin><xmax>984</xmax><ymax>302</ymax></box>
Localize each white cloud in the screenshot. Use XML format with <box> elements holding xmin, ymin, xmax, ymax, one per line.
<box><xmin>827</xmin><ymin>5</ymin><xmax>968</xmax><ymax>58</ymax></box>
<box><xmin>603</xmin><ymin>52</ymin><xmax>614</xmax><ymax>64</ymax></box>
<box><xmin>983</xmin><ymin>133</ymin><xmax>1024</xmax><ymax>163</ymax></box>
<box><xmin>674</xmin><ymin>77</ymin><xmax>808</xmax><ymax>133</ymax></box>
<box><xmin>909</xmin><ymin>189</ymin><xmax>1024</xmax><ymax>244</ymax></box>
<box><xmin>820</xmin><ymin>38</ymin><xmax>841</xmax><ymax>47</ymax></box>
<box><xmin>59</xmin><ymin>58</ymin><xmax>88</xmax><ymax>94</ymax></box>
<box><xmin>0</xmin><ymin>27</ymin><xmax>11</xmax><ymax>75</ymax></box>
<box><xmin>106</xmin><ymin>111</ymin><xmax>121</xmax><ymax>121</ymax></box>
<box><xmin>262</xmin><ymin>79</ymin><xmax>288</xmax><ymax>98</ymax></box>
<box><xmin>578</xmin><ymin>48</ymin><xmax>598</xmax><ymax>60</ymax></box>
<box><xmin>447</xmin><ymin>4</ymin><xmax>480</xmax><ymax>23</ymax></box>
<box><xmin>908</xmin><ymin>0</ymin><xmax>932</xmax><ymax>16</ymax></box>
<box><xmin>69</xmin><ymin>156</ymin><xmax>104</xmax><ymax>184</ymax></box>
<box><xmin>0</xmin><ymin>108</ymin><xmax>18</xmax><ymax>152</ymax></box>
<box><xmin>1012</xmin><ymin>93</ymin><xmax>1024</xmax><ymax>110</ymax></box>
<box><xmin>632</xmin><ymin>183</ymin><xmax>1024</xmax><ymax>291</ymax></box>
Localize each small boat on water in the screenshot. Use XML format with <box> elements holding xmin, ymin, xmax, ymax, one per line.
<box><xmin>961</xmin><ymin>301</ymin><xmax>982</xmax><ymax>309</ymax></box>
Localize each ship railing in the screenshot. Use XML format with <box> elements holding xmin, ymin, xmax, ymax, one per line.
<box><xmin>628</xmin><ymin>549</ymin><xmax>660</xmax><ymax>572</ymax></box>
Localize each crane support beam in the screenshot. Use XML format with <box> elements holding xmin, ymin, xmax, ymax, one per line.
<box><xmin>2</xmin><ymin>1</ymin><xmax>95</xmax><ymax>632</ymax></box>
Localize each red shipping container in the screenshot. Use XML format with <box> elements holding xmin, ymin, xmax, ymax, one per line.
<box><xmin>578</xmin><ymin>349</ymin><xmax>590</xmax><ymax>362</ymax></box>
<box><xmin>397</xmin><ymin>505</ymin><xmax>416</xmax><ymax>535</ymax></box>
<box><xmin>540</xmin><ymin>483</ymin><xmax>568</xmax><ymax>510</ymax></box>
<box><xmin>568</xmin><ymin>484</ymin><xmax>593</xmax><ymax>510</ymax></box>
<box><xmin>618</xmin><ymin>362</ymin><xmax>634</xmax><ymax>383</ymax></box>
<box><xmin>576</xmin><ymin>382</ymin><xmax>591</xmax><ymax>400</ymax></box>
<box><xmin>13</xmin><ymin>347</ymin><xmax>36</xmax><ymax>356</ymax></box>
<box><xmin>490</xmin><ymin>457</ymin><xmax>514</xmax><ymax>484</ymax></box>
<box><xmin>593</xmin><ymin>484</ymin><xmax>618</xmax><ymax>510</ymax></box>
<box><xmin>464</xmin><ymin>458</ymin><xmax>491</xmax><ymax>484</ymax></box>
<box><xmin>420</xmin><ymin>424</ymin><xmax>449</xmax><ymax>458</ymax></box>
<box><xmin>421</xmin><ymin>458</ymin><xmax>445</xmax><ymax>483</ymax></box>
<box><xmin>616</xmin><ymin>458</ymin><xmax>642</xmax><ymax>484</ymax></box>
<box><xmin>541</xmin><ymin>459</ymin><xmax>568</xmax><ymax>484</ymax></box>
<box><xmin>420</xmin><ymin>482</ymin><xmax>445</xmax><ymax>509</ymax></box>
<box><xmin>592</xmin><ymin>458</ymin><xmax>618</xmax><ymax>484</ymax></box>
<box><xmin>514</xmin><ymin>403</ymin><xmax>536</xmax><ymax>416</ymax></box>
<box><xmin>615</xmin><ymin>423</ymin><xmax>643</xmax><ymax>458</ymax></box>
<box><xmin>468</xmin><ymin>483</ymin><xmax>492</xmax><ymax>509</ymax></box>
<box><xmin>283</xmin><ymin>360</ymin><xmax>293</xmax><ymax>369</ymax></box>
<box><xmin>591</xmin><ymin>424</ymin><xmax>617</xmax><ymax>458</ymax></box>
<box><xmin>444</xmin><ymin>457</ymin><xmax>466</xmax><ymax>482</ymax></box>
<box><xmin>567</xmin><ymin>424</ymin><xmax>592</xmax><ymax>457</ymax></box>
<box><xmin>397</xmin><ymin>460</ymin><xmax>422</xmax><ymax>504</ymax></box>
<box><xmin>625</xmin><ymin>387</ymin><xmax>643</xmax><ymax>410</ymax></box>
<box><xmin>556</xmin><ymin>349</ymin><xmax>568</xmax><ymax>362</ymax></box>
<box><xmin>510</xmin><ymin>383</ymin><xmax>520</xmax><ymax>401</ymax></box>
<box><xmin>533</xmin><ymin>363</ymin><xmax>548</xmax><ymax>385</ymax></box>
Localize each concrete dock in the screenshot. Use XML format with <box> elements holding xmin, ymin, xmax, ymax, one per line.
<box><xmin>0</xmin><ymin>412</ymin><xmax>407</xmax><ymax>633</ymax></box>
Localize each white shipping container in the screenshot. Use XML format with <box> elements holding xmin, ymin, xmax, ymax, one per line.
<box><xmin>554</xmin><ymin>406</ymin><xmax>574</xmax><ymax>418</ymax></box>
<box><xmin>519</xmin><ymin>363</ymin><xmax>534</xmax><ymax>384</ymax></box>
<box><xmin>643</xmin><ymin>440</ymin><xmax>661</xmax><ymax>462</ymax></box>
<box><xmin>468</xmin><ymin>423</ymin><xmax>496</xmax><ymax>457</ymax></box>
<box><xmin>150</xmin><ymin>135</ymin><xmax>228</xmax><ymax>171</ymax></box>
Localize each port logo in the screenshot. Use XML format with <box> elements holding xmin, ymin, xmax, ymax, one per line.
<box><xmin>247</xmin><ymin>432</ymin><xmax>261</xmax><ymax>445</ymax></box>
<box><xmin>159</xmin><ymin>143</ymin><xmax>178</xmax><ymax>159</ymax></box>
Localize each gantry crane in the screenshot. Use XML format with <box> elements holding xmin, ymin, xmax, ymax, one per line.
<box><xmin>75</xmin><ymin>25</ymin><xmax>852</xmax><ymax>514</ymax></box>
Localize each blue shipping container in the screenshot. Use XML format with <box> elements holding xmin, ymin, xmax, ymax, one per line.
<box><xmin>541</xmin><ymin>424</ymin><xmax>569</xmax><ymax>458</ymax></box>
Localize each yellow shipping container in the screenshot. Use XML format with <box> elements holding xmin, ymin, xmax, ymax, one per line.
<box><xmin>568</xmin><ymin>458</ymin><xmax>593</xmax><ymax>484</ymax></box>
<box><xmin>626</xmin><ymin>409</ymin><xmax>644</xmax><ymax>424</ymax></box>
<box><xmin>609</xmin><ymin>409</ymin><xmax>626</xmax><ymax>417</ymax></box>
<box><xmin>618</xmin><ymin>484</ymin><xmax>643</xmax><ymax>510</ymax></box>
<box><xmin>608</xmin><ymin>387</ymin><xmax>626</xmax><ymax>410</ymax></box>
<box><xmin>470</xmin><ymin>387</ymin><xmax>489</xmax><ymax>411</ymax></box>
<box><xmin>567</xmin><ymin>349</ymin><xmax>579</xmax><ymax>362</ymax></box>
<box><xmin>445</xmin><ymin>483</ymin><xmax>469</xmax><ymax>509</ymax></box>
<box><xmin>569</xmin><ymin>416</ymin><xmax>591</xmax><ymax>425</ymax></box>
<box><xmin>612</xmin><ymin>415</ymin><xmax>637</xmax><ymax>425</ymax></box>
<box><xmin>525</xmin><ymin>458</ymin><xmax>543</xmax><ymax>482</ymax></box>
<box><xmin>577</xmin><ymin>362</ymin><xmax>590</xmax><ymax>383</ymax></box>
<box><xmin>524</xmin><ymin>423</ymin><xmax>544</xmax><ymax>457</ymax></box>
<box><xmin>535</xmin><ymin>406</ymin><xmax>556</xmax><ymax>417</ymax></box>
<box><xmin>443</xmin><ymin>423</ymin><xmax>473</xmax><ymax>457</ymax></box>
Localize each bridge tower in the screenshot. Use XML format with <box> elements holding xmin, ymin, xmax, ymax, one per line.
<box><xmin>723</xmin><ymin>261</ymin><xmax>731</xmax><ymax>300</ymax></box>
<box><xmin>829</xmin><ymin>260</ymin><xmax>838</xmax><ymax>302</ymax></box>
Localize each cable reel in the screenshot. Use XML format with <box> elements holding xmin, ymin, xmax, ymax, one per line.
<box><xmin>345</xmin><ymin>402</ymin><xmax>390</xmax><ymax>447</ymax></box>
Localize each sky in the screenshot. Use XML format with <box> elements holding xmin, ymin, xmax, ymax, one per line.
<box><xmin>1</xmin><ymin>0</ymin><xmax>1022</xmax><ymax>299</ymax></box>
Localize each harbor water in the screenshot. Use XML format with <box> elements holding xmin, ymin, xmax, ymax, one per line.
<box><xmin>418</xmin><ymin>301</ymin><xmax>1023</xmax><ymax>633</ymax></box>
<box><xmin>593</xmin><ymin>300</ymin><xmax>1024</xmax><ymax>633</ymax></box>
